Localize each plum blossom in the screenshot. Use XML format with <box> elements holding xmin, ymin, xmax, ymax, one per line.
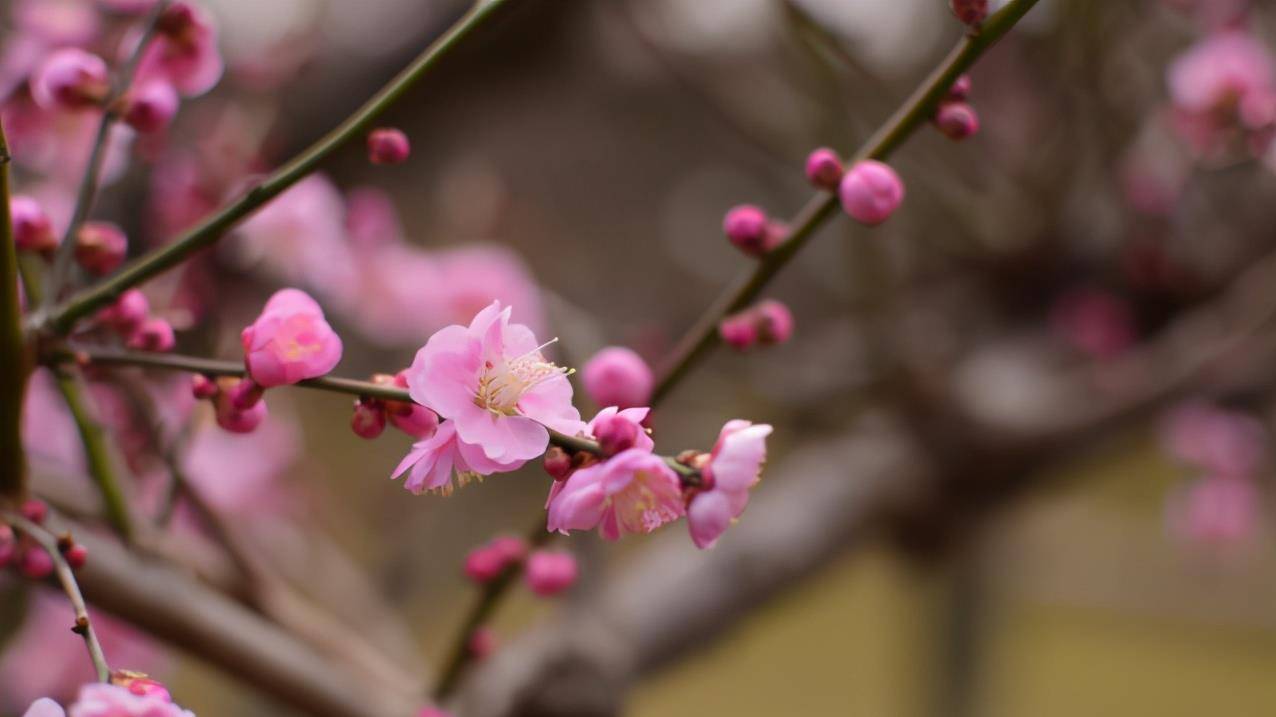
<box><xmin>1167</xmin><ymin>476</ymin><xmax>1260</xmax><ymax>548</ymax></box>
<box><xmin>839</xmin><ymin>160</ymin><xmax>905</xmax><ymax>226</ymax></box>
<box><xmin>1160</xmin><ymin>401</ymin><xmax>1267</xmax><ymax>478</ymax></box>
<box><xmin>230</xmin><ymin>174</ymin><xmax>356</xmax><ymax>293</ymax></box>
<box><xmin>687</xmin><ymin>420</ymin><xmax>772</xmax><ymax>549</ymax></box>
<box><xmin>546</xmin><ymin>448</ymin><xmax>684</xmax><ymax>540</ymax></box>
<box><xmin>524</xmin><ymin>550</ymin><xmax>578</xmax><ymax>596</ymax></box>
<box><xmin>581</xmin><ymin>348</ymin><xmax>653</xmax><ymax>409</ymax></box>
<box><xmin>1167</xmin><ymin>31</ymin><xmax>1276</xmax><ymax>157</ymax></box>
<box><xmin>391</xmin><ymin>421</ymin><xmax>525</xmax><ymax>496</ymax></box>
<box><xmin>241</xmin><ymin>289</ymin><xmax>343</xmax><ymax>388</ymax></box>
<box><xmin>23</xmin><ymin>682</ymin><xmax>195</xmax><ymax>717</ymax></box>
<box><xmin>134</xmin><ymin>1</ymin><xmax>223</xmax><ymax>97</ymax></box>
<box><xmin>406</xmin><ymin>301</ymin><xmax>582</xmax><ymax>464</ymax></box>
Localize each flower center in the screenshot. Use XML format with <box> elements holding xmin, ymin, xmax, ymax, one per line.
<box><xmin>612</xmin><ymin>469</ymin><xmax>681</xmax><ymax>534</ymax></box>
<box><xmin>474</xmin><ymin>339</ymin><xmax>571</xmax><ymax>415</ymax></box>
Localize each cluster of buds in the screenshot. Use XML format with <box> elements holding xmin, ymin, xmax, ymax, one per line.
<box><xmin>462</xmin><ymin>534</ymin><xmax>579</xmax><ymax>598</ymax></box>
<box><xmin>1</xmin><ymin>500</ymin><xmax>88</xmax><ymax>581</ymax></box>
<box><xmin>718</xmin><ymin>299</ymin><xmax>795</xmax><ymax>351</ymax></box>
<box><xmin>351</xmin><ymin>371</ymin><xmax>439</xmax><ymax>439</ymax></box>
<box><xmin>190</xmin><ymin>374</ymin><xmax>266</xmax><ymax>433</ymax></box>
<box><xmin>723</xmin><ymin>204</ymin><xmax>789</xmax><ymax>258</ymax></box>
<box><xmin>933</xmin><ymin>74</ymin><xmax>980</xmax><ymax>141</ymax></box>
<box><xmin>95</xmin><ymin>289</ymin><xmax>176</xmax><ymax>352</ymax></box>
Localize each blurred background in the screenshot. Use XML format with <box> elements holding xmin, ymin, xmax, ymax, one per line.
<box><xmin>6</xmin><ymin>0</ymin><xmax>1276</xmax><ymax>715</ymax></box>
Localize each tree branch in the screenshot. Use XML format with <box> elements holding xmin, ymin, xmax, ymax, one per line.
<box><xmin>50</xmin><ymin>367</ymin><xmax>134</xmax><ymax>540</ymax></box>
<box><xmin>0</xmin><ymin>117</ymin><xmax>27</xmax><ymax>501</ymax></box>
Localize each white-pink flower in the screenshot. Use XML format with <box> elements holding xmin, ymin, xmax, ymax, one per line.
<box><xmin>391</xmin><ymin>421</ymin><xmax>524</xmax><ymax>496</ymax></box>
<box><xmin>546</xmin><ymin>448</ymin><xmax>684</xmax><ymax>540</ymax></box>
<box><xmin>241</xmin><ymin>288</ymin><xmax>343</xmax><ymax>388</ymax></box>
<box><xmin>406</xmin><ymin>301</ymin><xmax>583</xmax><ymax>463</ymax></box>
<box><xmin>27</xmin><ymin>682</ymin><xmax>195</xmax><ymax>717</ymax></box>
<box><xmin>687</xmin><ymin>420</ymin><xmax>772</xmax><ymax>549</ymax></box>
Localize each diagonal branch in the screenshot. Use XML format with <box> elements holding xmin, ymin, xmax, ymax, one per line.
<box><xmin>0</xmin><ymin>118</ymin><xmax>28</xmax><ymax>501</ymax></box>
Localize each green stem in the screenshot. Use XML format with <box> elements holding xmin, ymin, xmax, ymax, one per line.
<box><xmin>3</xmin><ymin>509</ymin><xmax>111</xmax><ymax>681</ymax></box>
<box><xmin>0</xmin><ymin>118</ymin><xmax>28</xmax><ymax>501</ymax></box>
<box><xmin>52</xmin><ymin>367</ymin><xmax>134</xmax><ymax>541</ymax></box>
<box><xmin>46</xmin><ymin>0</ymin><xmax>514</xmax><ymax>334</ymax></box>
<box><xmin>651</xmin><ymin>0</ymin><xmax>1041</xmax><ymax>406</ymax></box>
<box><xmin>43</xmin><ymin>0</ymin><xmax>173</xmax><ymax>307</ymax></box>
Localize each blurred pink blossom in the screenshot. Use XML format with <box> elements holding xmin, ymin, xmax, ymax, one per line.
<box><xmin>1160</xmin><ymin>401</ymin><xmax>1267</xmax><ymax>478</ymax></box>
<box><xmin>687</xmin><ymin>420</ymin><xmax>772</xmax><ymax>549</ymax></box>
<box><xmin>1167</xmin><ymin>476</ymin><xmax>1259</xmax><ymax>547</ymax></box>
<box><xmin>1050</xmin><ymin>288</ymin><xmax>1136</xmax><ymax>360</ymax></box>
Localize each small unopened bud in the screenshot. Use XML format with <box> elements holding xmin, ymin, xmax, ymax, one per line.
<box><xmin>19</xmin><ymin>548</ymin><xmax>54</xmax><ymax>580</ymax></box>
<box><xmin>228</xmin><ymin>377</ymin><xmax>263</xmax><ymax>410</ymax></box>
<box><xmin>543</xmin><ymin>446</ymin><xmax>573</xmax><ymax>480</ymax></box>
<box><xmin>64</xmin><ymin>543</ymin><xmax>88</xmax><ymax>570</ymax></box>
<box><xmin>838</xmin><ymin>160</ymin><xmax>905</xmax><ymax>226</ymax></box>
<box><xmin>20</xmin><ymin>499</ymin><xmax>47</xmax><ymax>524</ymax></box>
<box><xmin>524</xmin><ymin>550</ymin><xmax>578</xmax><ymax>597</ymax></box>
<box><xmin>581</xmin><ymin>347</ymin><xmax>653</xmax><ymax>409</ymax></box>
<box><xmin>126</xmin><ymin>317</ymin><xmax>176</xmax><ymax>352</ymax></box>
<box><xmin>190</xmin><ymin>374</ymin><xmax>218</xmax><ymax>400</ymax></box>
<box><xmin>934</xmin><ymin>102</ymin><xmax>980</xmax><ymax>141</ymax></box>
<box><xmin>718</xmin><ymin>314</ymin><xmax>757</xmax><ymax>351</ymax></box>
<box><xmin>723</xmin><ymin>204</ymin><xmax>772</xmax><ymax>257</ymax></box>
<box><xmin>75</xmin><ymin>221</ymin><xmax>128</xmax><ymax>276</ymax></box>
<box><xmin>462</xmin><ymin>536</ymin><xmax>525</xmax><ymax>585</ymax></box>
<box><xmin>593</xmin><ymin>414</ymin><xmax>639</xmax><ymax>456</ymax></box>
<box><xmin>804</xmin><ymin>147</ymin><xmax>844</xmax><ymax>191</ymax></box>
<box><xmin>367</xmin><ymin>128</ymin><xmax>411</xmax><ymax>165</ymax></box>
<box><xmin>121</xmin><ymin>81</ymin><xmax>179</xmax><ymax>133</ymax></box>
<box><xmin>31</xmin><ymin>48</ymin><xmax>109</xmax><ymax>111</ymax></box>
<box><xmin>113</xmin><ymin>673</ymin><xmax>171</xmax><ymax>701</ymax></box>
<box><xmin>351</xmin><ymin>398</ymin><xmax>387</xmax><ymax>439</ymax></box>
<box><xmin>11</xmin><ymin>196</ymin><xmax>56</xmax><ymax>252</ymax></box>
<box><xmin>948</xmin><ymin>74</ymin><xmax>972</xmax><ymax>101</ymax></box>
<box><xmin>754</xmin><ymin>299</ymin><xmax>795</xmax><ymax>345</ymax></box>
<box><xmin>949</xmin><ymin>0</ymin><xmax>988</xmax><ymax>26</ymax></box>
<box><xmin>97</xmin><ymin>289</ymin><xmax>150</xmax><ymax>335</ymax></box>
<box><xmin>215</xmin><ymin>383</ymin><xmax>266</xmax><ymax>433</ymax></box>
<box><xmin>389</xmin><ymin>405</ymin><xmax>439</xmax><ymax>438</ymax></box>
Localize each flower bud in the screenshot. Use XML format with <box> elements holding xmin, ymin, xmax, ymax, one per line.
<box><xmin>227</xmin><ymin>377</ymin><xmax>263</xmax><ymax>410</ymax></box>
<box><xmin>31</xmin><ymin>48</ymin><xmax>110</xmax><ymax>111</ymax></box>
<box><xmin>468</xmin><ymin>627</ymin><xmax>497</xmax><ymax>660</ymax></box>
<box><xmin>351</xmin><ymin>399</ymin><xmax>386</xmax><ymax>439</ymax></box>
<box><xmin>593</xmin><ymin>413</ymin><xmax>639</xmax><ymax>456</ymax></box>
<box><xmin>75</xmin><ymin>221</ymin><xmax>128</xmax><ymax>275</ymax></box>
<box><xmin>11</xmin><ymin>196</ymin><xmax>56</xmax><ymax>252</ymax></box>
<box><xmin>190</xmin><ymin>374</ymin><xmax>218</xmax><ymax>400</ymax></box>
<box><xmin>64</xmin><ymin>543</ymin><xmax>88</xmax><ymax>569</ymax></box>
<box><xmin>126</xmin><ymin>317</ymin><xmax>176</xmax><ymax>352</ymax></box>
<box><xmin>838</xmin><ymin>160</ymin><xmax>905</xmax><ymax>226</ymax></box>
<box><xmin>21</xmin><ymin>499</ymin><xmax>47</xmax><ymax>524</ymax></box>
<box><xmin>367</xmin><ymin>128</ymin><xmax>411</xmax><ymax>165</ymax></box>
<box><xmin>804</xmin><ymin>147</ymin><xmax>844</xmax><ymax>190</ymax></box>
<box><xmin>463</xmin><ymin>546</ymin><xmax>506</xmax><ymax>584</ymax></box>
<box><xmin>948</xmin><ymin>74</ymin><xmax>972</xmax><ymax>101</ymax></box>
<box><xmin>121</xmin><ymin>80</ymin><xmax>179</xmax><ymax>133</ymax></box>
<box><xmin>754</xmin><ymin>299</ymin><xmax>795</xmax><ymax>345</ymax></box>
<box><xmin>242</xmin><ymin>288</ymin><xmax>342</xmax><ymax>387</ymax></box>
<box><xmin>489</xmin><ymin>535</ymin><xmax>528</xmax><ymax>564</ymax></box>
<box><xmin>723</xmin><ymin>204</ymin><xmax>771</xmax><ymax>257</ymax></box>
<box><xmin>19</xmin><ymin>548</ymin><xmax>54</xmax><ymax>580</ymax></box>
<box><xmin>388</xmin><ymin>404</ymin><xmax>439</xmax><ymax>438</ymax></box>
<box><xmin>543</xmin><ymin>446</ymin><xmax>573</xmax><ymax>480</ymax></box>
<box><xmin>215</xmin><ymin>383</ymin><xmax>266</xmax><ymax>433</ymax></box>
<box><xmin>581</xmin><ymin>347</ymin><xmax>653</xmax><ymax>409</ymax></box>
<box><xmin>934</xmin><ymin>101</ymin><xmax>980</xmax><ymax>141</ymax></box>
<box><xmin>524</xmin><ymin>550</ymin><xmax>578</xmax><ymax>597</ymax></box>
<box><xmin>98</xmin><ymin>289</ymin><xmax>150</xmax><ymax>335</ymax></box>
<box><xmin>718</xmin><ymin>313</ymin><xmax>757</xmax><ymax>351</ymax></box>
<box><xmin>113</xmin><ymin>672</ymin><xmax>172</xmax><ymax>701</ymax></box>
<box><xmin>950</xmin><ymin>0</ymin><xmax>988</xmax><ymax>26</ymax></box>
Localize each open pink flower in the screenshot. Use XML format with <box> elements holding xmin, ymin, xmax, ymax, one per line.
<box><xmin>406</xmin><ymin>301</ymin><xmax>583</xmax><ymax>463</ymax></box>
<box><xmin>134</xmin><ymin>1</ymin><xmax>223</xmax><ymax>97</ymax></box>
<box><xmin>391</xmin><ymin>421</ymin><xmax>525</xmax><ymax>496</ymax></box>
<box><xmin>546</xmin><ymin>448</ymin><xmax>684</xmax><ymax>540</ymax></box>
<box><xmin>687</xmin><ymin>420</ymin><xmax>772</xmax><ymax>549</ymax></box>
<box><xmin>241</xmin><ymin>289</ymin><xmax>343</xmax><ymax>388</ymax></box>
<box><xmin>33</xmin><ymin>682</ymin><xmax>195</xmax><ymax>717</ymax></box>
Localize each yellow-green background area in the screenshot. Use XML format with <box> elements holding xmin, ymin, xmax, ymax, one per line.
<box><xmin>628</xmin><ymin>437</ymin><xmax>1276</xmax><ymax>717</ymax></box>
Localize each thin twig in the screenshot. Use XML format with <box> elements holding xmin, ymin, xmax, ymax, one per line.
<box><xmin>2</xmin><ymin>509</ymin><xmax>111</xmax><ymax>681</ymax></box>
<box><xmin>51</xmin><ymin>366</ymin><xmax>134</xmax><ymax>541</ymax></box>
<box><xmin>0</xmin><ymin>117</ymin><xmax>28</xmax><ymax>500</ymax></box>
<box><xmin>45</xmin><ymin>0</ymin><xmax>515</xmax><ymax>334</ymax></box>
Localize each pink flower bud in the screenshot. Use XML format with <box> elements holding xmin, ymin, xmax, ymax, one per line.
<box><xmin>0</xmin><ymin>526</ymin><xmax>14</xmax><ymax>568</ymax></box>
<box><xmin>367</xmin><ymin>128</ymin><xmax>411</xmax><ymax>165</ymax></box>
<box><xmin>524</xmin><ymin>550</ymin><xmax>578</xmax><ymax>597</ymax></box>
<box><xmin>463</xmin><ymin>546</ymin><xmax>505</xmax><ymax>584</ymax></box>
<box><xmin>19</xmin><ymin>547</ymin><xmax>53</xmax><ymax>580</ymax></box>
<box><xmin>117</xmin><ymin>674</ymin><xmax>172</xmax><ymax>701</ymax></box>
<box><xmin>98</xmin><ymin>289</ymin><xmax>149</xmax><ymax>334</ymax></box>
<box><xmin>948</xmin><ymin>74</ymin><xmax>972</xmax><ymax>101</ymax></box>
<box><xmin>126</xmin><ymin>317</ymin><xmax>176</xmax><ymax>352</ymax></box>
<box><xmin>144</xmin><ymin>2</ymin><xmax>224</xmax><ymax>97</ymax></box>
<box><xmin>75</xmin><ymin>221</ymin><xmax>128</xmax><ymax>276</ymax></box>
<box><xmin>11</xmin><ymin>196</ymin><xmax>56</xmax><ymax>252</ymax></box>
<box><xmin>934</xmin><ymin>101</ymin><xmax>980</xmax><ymax>141</ymax></box>
<box><xmin>489</xmin><ymin>535</ymin><xmax>528</xmax><ymax>564</ymax></box>
<box><xmin>468</xmin><ymin>627</ymin><xmax>497</xmax><ymax>660</ymax></box>
<box><xmin>804</xmin><ymin>147</ymin><xmax>844</xmax><ymax>190</ymax></box>
<box><xmin>723</xmin><ymin>204</ymin><xmax>771</xmax><ymax>257</ymax></box>
<box><xmin>31</xmin><ymin>48</ymin><xmax>110</xmax><ymax>111</ymax></box>
<box><xmin>418</xmin><ymin>709</ymin><xmax>453</xmax><ymax>717</ymax></box>
<box><xmin>242</xmin><ymin>289</ymin><xmax>343</xmax><ymax>387</ymax></box>
<box><xmin>64</xmin><ymin>543</ymin><xmax>88</xmax><ymax>569</ymax></box>
<box><xmin>389</xmin><ymin>404</ymin><xmax>439</xmax><ymax>438</ymax></box>
<box><xmin>754</xmin><ymin>299</ymin><xmax>795</xmax><ymax>345</ymax></box>
<box><xmin>215</xmin><ymin>388</ymin><xmax>266</xmax><ymax>433</ymax></box>
<box><xmin>351</xmin><ymin>399</ymin><xmax>386</xmax><ymax>439</ymax></box>
<box><xmin>21</xmin><ymin>499</ymin><xmax>47</xmax><ymax>524</ymax></box>
<box><xmin>190</xmin><ymin>373</ymin><xmax>217</xmax><ymax>400</ymax></box>
<box><xmin>543</xmin><ymin>446</ymin><xmax>572</xmax><ymax>480</ymax></box>
<box><xmin>838</xmin><ymin>160</ymin><xmax>905</xmax><ymax>226</ymax></box>
<box><xmin>718</xmin><ymin>314</ymin><xmax>757</xmax><ymax>351</ymax></box>
<box><xmin>593</xmin><ymin>413</ymin><xmax>639</xmax><ymax>456</ymax></box>
<box><xmin>121</xmin><ymin>80</ymin><xmax>179</xmax><ymax>133</ymax></box>
<box><xmin>227</xmin><ymin>377</ymin><xmax>263</xmax><ymax>410</ymax></box>
<box><xmin>581</xmin><ymin>347</ymin><xmax>653</xmax><ymax>409</ymax></box>
<box><xmin>950</xmin><ymin>0</ymin><xmax>988</xmax><ymax>25</ymax></box>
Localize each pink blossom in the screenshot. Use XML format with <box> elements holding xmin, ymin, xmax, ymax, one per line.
<box><xmin>135</xmin><ymin>2</ymin><xmax>224</xmax><ymax>97</ymax></box>
<box><xmin>430</xmin><ymin>246</ymin><xmax>547</xmax><ymax>336</ymax></box>
<box><xmin>1168</xmin><ymin>476</ymin><xmax>1259</xmax><ymax>547</ymax></box>
<box><xmin>64</xmin><ymin>683</ymin><xmax>194</xmax><ymax>717</ymax></box>
<box><xmin>1168</xmin><ymin>32</ymin><xmax>1274</xmax><ymax>116</ymax></box>
<box><xmin>344</xmin><ymin>186</ymin><xmax>402</xmax><ymax>250</ymax></box>
<box><xmin>183</xmin><ymin>413</ymin><xmax>296</xmax><ymax>514</ymax></box>
<box><xmin>406</xmin><ymin>301</ymin><xmax>582</xmax><ymax>463</ymax></box>
<box><xmin>126</xmin><ymin>318</ymin><xmax>175</xmax><ymax>352</ymax></box>
<box><xmin>463</xmin><ymin>536</ymin><xmax>526</xmax><ymax>584</ymax></box>
<box><xmin>351</xmin><ymin>399</ymin><xmax>386</xmax><ymax>439</ymax></box>
<box><xmin>11</xmin><ymin>195</ymin><xmax>56</xmax><ymax>252</ymax></box>
<box><xmin>718</xmin><ymin>314</ymin><xmax>757</xmax><ymax>350</ymax></box>
<box><xmin>581</xmin><ymin>347</ymin><xmax>653</xmax><ymax>409</ymax></box>
<box><xmin>391</xmin><ymin>421</ymin><xmax>526</xmax><ymax>496</ymax></box>
<box><xmin>524</xmin><ymin>550</ymin><xmax>578</xmax><ymax>597</ymax></box>
<box><xmin>213</xmin><ymin>387</ymin><xmax>266</xmax><ymax>434</ymax></box>
<box><xmin>3</xmin><ymin>96</ymin><xmax>135</xmax><ymax>185</ymax></box>
<box><xmin>388</xmin><ymin>404</ymin><xmax>439</xmax><ymax>438</ymax></box>
<box><xmin>838</xmin><ymin>160</ymin><xmax>905</xmax><ymax>226</ymax></box>
<box><xmin>14</xmin><ymin>0</ymin><xmax>101</xmax><ymax>45</ymax></box>
<box><xmin>241</xmin><ymin>289</ymin><xmax>343</xmax><ymax>388</ymax></box>
<box><xmin>31</xmin><ymin>49</ymin><xmax>109</xmax><ymax>112</ymax></box>
<box><xmin>122</xmin><ymin>81</ymin><xmax>180</xmax><ymax>134</ymax></box>
<box><xmin>1160</xmin><ymin>401</ymin><xmax>1267</xmax><ymax>478</ymax></box>
<box><xmin>22</xmin><ymin>698</ymin><xmax>63</xmax><ymax>717</ymax></box>
<box><xmin>74</xmin><ymin>222</ymin><xmax>128</xmax><ymax>276</ymax></box>
<box><xmin>367</xmin><ymin>128</ymin><xmax>411</xmax><ymax>165</ymax></box>
<box><xmin>19</xmin><ymin>548</ymin><xmax>54</xmax><ymax>579</ymax></box>
<box><xmin>950</xmin><ymin>0</ymin><xmax>988</xmax><ymax>25</ymax></box>
<box><xmin>687</xmin><ymin>420</ymin><xmax>772</xmax><ymax>549</ymax></box>
<box><xmin>586</xmin><ymin>405</ymin><xmax>653</xmax><ymax>454</ymax></box>
<box><xmin>546</xmin><ymin>448</ymin><xmax>684</xmax><ymax>540</ymax></box>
